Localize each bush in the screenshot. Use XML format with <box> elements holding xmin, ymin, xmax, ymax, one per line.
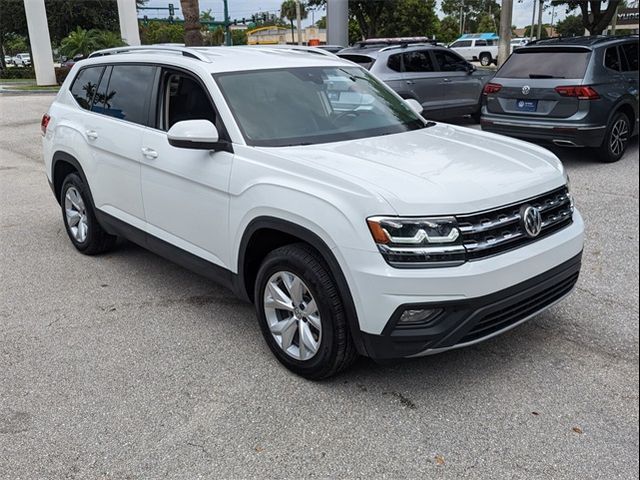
<box><xmin>55</xmin><ymin>67</ymin><xmax>72</xmax><ymax>85</ymax></box>
<box><xmin>0</xmin><ymin>67</ymin><xmax>35</xmax><ymax>79</ymax></box>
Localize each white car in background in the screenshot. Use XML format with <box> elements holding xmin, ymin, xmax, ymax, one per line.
<box><xmin>14</xmin><ymin>53</ymin><xmax>31</xmax><ymax>66</ymax></box>
<box><xmin>41</xmin><ymin>46</ymin><xmax>584</xmax><ymax>379</ymax></box>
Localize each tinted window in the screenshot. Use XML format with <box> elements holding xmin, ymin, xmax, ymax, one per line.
<box><xmin>604</xmin><ymin>46</ymin><xmax>621</xmax><ymax>71</ymax></box>
<box><xmin>387</xmin><ymin>53</ymin><xmax>402</xmax><ymax>72</ymax></box>
<box><xmin>476</xmin><ymin>40</ymin><xmax>487</xmax><ymax>46</ymax></box>
<box><xmin>162</xmin><ymin>72</ymin><xmax>216</xmax><ymax>130</ymax></box>
<box><xmin>433</xmin><ymin>50</ymin><xmax>469</xmax><ymax>72</ymax></box>
<box><xmin>70</xmin><ymin>66</ymin><xmax>104</xmax><ymax>110</ymax></box>
<box><xmin>621</xmin><ymin>42</ymin><xmax>639</xmax><ymax>71</ymax></box>
<box><xmin>450</xmin><ymin>40</ymin><xmax>472</xmax><ymax>48</ymax></box>
<box><xmin>338</xmin><ymin>54</ymin><xmax>374</xmax><ymax>70</ymax></box>
<box><xmin>99</xmin><ymin>65</ymin><xmax>156</xmax><ymax>125</ymax></box>
<box><xmin>91</xmin><ymin>66</ymin><xmax>112</xmax><ymax>115</ymax></box>
<box><xmin>403</xmin><ymin>51</ymin><xmax>435</xmax><ymax>72</ymax></box>
<box><xmin>497</xmin><ymin>50</ymin><xmax>591</xmax><ymax>79</ymax></box>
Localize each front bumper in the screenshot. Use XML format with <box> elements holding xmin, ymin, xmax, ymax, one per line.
<box><xmin>480</xmin><ymin>115</ymin><xmax>606</xmax><ymax>148</ymax></box>
<box><xmin>361</xmin><ymin>251</ymin><xmax>581</xmax><ymax>359</ymax></box>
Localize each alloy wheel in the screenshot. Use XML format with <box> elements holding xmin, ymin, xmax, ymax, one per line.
<box><xmin>64</xmin><ymin>186</ymin><xmax>88</xmax><ymax>243</ymax></box>
<box><xmin>263</xmin><ymin>271</ymin><xmax>322</xmax><ymax>361</ymax></box>
<box><xmin>609</xmin><ymin>117</ymin><xmax>629</xmax><ymax>157</ymax></box>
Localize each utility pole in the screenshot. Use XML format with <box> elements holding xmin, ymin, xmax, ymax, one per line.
<box><xmin>296</xmin><ymin>0</ymin><xmax>303</xmax><ymax>45</ymax></box>
<box><xmin>530</xmin><ymin>0</ymin><xmax>537</xmax><ymax>41</ymax></box>
<box><xmin>459</xmin><ymin>1</ymin><xmax>465</xmax><ymax>34</ymax></box>
<box><xmin>536</xmin><ymin>0</ymin><xmax>544</xmax><ymax>40</ymax></box>
<box><xmin>498</xmin><ymin>0</ymin><xmax>513</xmax><ymax>67</ymax></box>
<box><xmin>224</xmin><ymin>0</ymin><xmax>231</xmax><ymax>46</ymax></box>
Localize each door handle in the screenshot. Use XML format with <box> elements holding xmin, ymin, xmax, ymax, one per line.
<box><xmin>141</xmin><ymin>147</ymin><xmax>158</xmax><ymax>159</ymax></box>
<box><xmin>442</xmin><ymin>78</ymin><xmax>452</xmax><ymax>83</ymax></box>
<box><xmin>406</xmin><ymin>80</ymin><xmax>415</xmax><ymax>85</ymax></box>
<box><xmin>86</xmin><ymin>130</ymin><xmax>98</xmax><ymax>140</ymax></box>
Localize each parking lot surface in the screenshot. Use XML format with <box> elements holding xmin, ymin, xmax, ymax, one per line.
<box><xmin>1</xmin><ymin>94</ymin><xmax>638</xmax><ymax>479</ymax></box>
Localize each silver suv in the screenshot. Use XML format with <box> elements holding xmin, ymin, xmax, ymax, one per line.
<box><xmin>481</xmin><ymin>36</ymin><xmax>639</xmax><ymax>162</ymax></box>
<box><xmin>339</xmin><ymin>43</ymin><xmax>493</xmax><ymax>121</ymax></box>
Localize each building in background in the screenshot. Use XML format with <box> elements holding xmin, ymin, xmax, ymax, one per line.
<box><xmin>247</xmin><ymin>26</ymin><xmax>327</xmax><ymax>45</ymax></box>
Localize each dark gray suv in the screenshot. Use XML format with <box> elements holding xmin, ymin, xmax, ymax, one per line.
<box><xmin>339</xmin><ymin>42</ymin><xmax>493</xmax><ymax>121</ymax></box>
<box><xmin>481</xmin><ymin>36</ymin><xmax>639</xmax><ymax>162</ymax></box>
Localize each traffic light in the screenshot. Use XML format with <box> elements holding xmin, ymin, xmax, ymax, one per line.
<box><xmin>168</xmin><ymin>3</ymin><xmax>174</xmax><ymax>16</ymax></box>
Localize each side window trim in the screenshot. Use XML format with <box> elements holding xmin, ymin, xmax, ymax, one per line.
<box><xmin>70</xmin><ymin>65</ymin><xmax>106</xmax><ymax>110</ymax></box>
<box><xmin>91</xmin><ymin>65</ymin><xmax>112</xmax><ymax>114</ymax></box>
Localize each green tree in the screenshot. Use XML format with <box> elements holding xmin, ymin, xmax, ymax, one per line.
<box><xmin>440</xmin><ymin>0</ymin><xmax>500</xmax><ymax>34</ymax></box>
<box><xmin>551</xmin><ymin>0</ymin><xmax>621</xmax><ymax>35</ymax></box>
<box><xmin>438</xmin><ymin>15</ymin><xmax>461</xmax><ymax>43</ymax></box>
<box><xmin>280</xmin><ymin>1</ymin><xmax>308</xmax><ymax>43</ymax></box>
<box><xmin>315</xmin><ymin>16</ymin><xmax>327</xmax><ymax>29</ymax></box>
<box><xmin>523</xmin><ymin>24</ymin><xmax>550</xmax><ymax>38</ymax></box>
<box><xmin>59</xmin><ymin>27</ymin><xmax>98</xmax><ymax>57</ymax></box>
<box><xmin>232</xmin><ymin>29</ymin><xmax>248</xmax><ymax>45</ymax></box>
<box><xmin>476</xmin><ymin>13</ymin><xmax>497</xmax><ymax>33</ymax></box>
<box><xmin>554</xmin><ymin>13</ymin><xmax>585</xmax><ymax>36</ymax></box>
<box><xmin>139</xmin><ymin>21</ymin><xmax>185</xmax><ymax>44</ymax></box>
<box><xmin>377</xmin><ymin>0</ymin><xmax>439</xmax><ymax>38</ymax></box>
<box><xmin>3</xmin><ymin>34</ymin><xmax>28</xmax><ymax>56</ymax></box>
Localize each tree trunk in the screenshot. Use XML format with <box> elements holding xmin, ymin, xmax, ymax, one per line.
<box><xmin>180</xmin><ymin>0</ymin><xmax>203</xmax><ymax>46</ymax></box>
<box><xmin>580</xmin><ymin>0</ymin><xmax>620</xmax><ymax>35</ymax></box>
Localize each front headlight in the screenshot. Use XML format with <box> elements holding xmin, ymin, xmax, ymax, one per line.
<box><xmin>366</xmin><ymin>216</ymin><xmax>466</xmax><ymax>268</ymax></box>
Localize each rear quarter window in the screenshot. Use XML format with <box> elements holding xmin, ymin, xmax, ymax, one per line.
<box><xmin>70</xmin><ymin>66</ymin><xmax>105</xmax><ymax>110</ymax></box>
<box><xmin>338</xmin><ymin>54</ymin><xmax>374</xmax><ymax>70</ymax></box>
<box><xmin>497</xmin><ymin>49</ymin><xmax>592</xmax><ymax>79</ymax></box>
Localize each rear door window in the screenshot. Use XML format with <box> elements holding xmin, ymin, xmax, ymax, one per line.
<box><xmin>476</xmin><ymin>40</ymin><xmax>487</xmax><ymax>47</ymax></box>
<box><xmin>497</xmin><ymin>49</ymin><xmax>591</xmax><ymax>79</ymax></box>
<box><xmin>604</xmin><ymin>46</ymin><xmax>621</xmax><ymax>71</ymax></box>
<box><xmin>70</xmin><ymin>66</ymin><xmax>105</xmax><ymax>110</ymax></box>
<box><xmin>621</xmin><ymin>42</ymin><xmax>639</xmax><ymax>71</ymax></box>
<box><xmin>98</xmin><ymin>64</ymin><xmax>157</xmax><ymax>126</ymax></box>
<box><xmin>403</xmin><ymin>51</ymin><xmax>435</xmax><ymax>72</ymax></box>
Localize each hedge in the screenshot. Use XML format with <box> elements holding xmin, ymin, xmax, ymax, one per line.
<box><xmin>0</xmin><ymin>66</ymin><xmax>71</xmax><ymax>85</ymax></box>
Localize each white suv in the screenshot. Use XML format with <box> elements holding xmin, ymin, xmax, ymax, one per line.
<box><xmin>42</xmin><ymin>46</ymin><xmax>584</xmax><ymax>379</ymax></box>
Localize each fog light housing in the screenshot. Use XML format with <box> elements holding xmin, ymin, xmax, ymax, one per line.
<box><xmin>397</xmin><ymin>308</ymin><xmax>443</xmax><ymax>327</ymax></box>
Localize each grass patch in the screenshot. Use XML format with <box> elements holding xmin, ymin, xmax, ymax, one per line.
<box><xmin>0</xmin><ymin>78</ymin><xmax>35</xmax><ymax>84</ymax></box>
<box><xmin>5</xmin><ymin>84</ymin><xmax>60</xmax><ymax>91</ymax></box>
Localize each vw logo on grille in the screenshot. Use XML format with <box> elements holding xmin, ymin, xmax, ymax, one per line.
<box><xmin>521</xmin><ymin>205</ymin><xmax>542</xmax><ymax>238</ymax></box>
<box><xmin>522</xmin><ymin>85</ymin><xmax>531</xmax><ymax>95</ymax></box>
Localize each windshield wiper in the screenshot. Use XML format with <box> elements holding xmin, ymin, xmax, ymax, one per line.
<box><xmin>528</xmin><ymin>74</ymin><xmax>565</xmax><ymax>79</ymax></box>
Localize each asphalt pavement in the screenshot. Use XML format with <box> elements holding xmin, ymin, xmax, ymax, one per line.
<box><xmin>1</xmin><ymin>93</ymin><xmax>638</xmax><ymax>479</ymax></box>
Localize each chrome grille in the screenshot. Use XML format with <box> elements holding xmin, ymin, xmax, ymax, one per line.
<box><xmin>456</xmin><ymin>186</ymin><xmax>573</xmax><ymax>260</ymax></box>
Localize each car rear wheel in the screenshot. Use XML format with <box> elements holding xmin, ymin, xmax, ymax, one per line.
<box><xmin>479</xmin><ymin>53</ymin><xmax>492</xmax><ymax>67</ymax></box>
<box><xmin>61</xmin><ymin>173</ymin><xmax>116</xmax><ymax>255</ymax></box>
<box><xmin>598</xmin><ymin>112</ymin><xmax>631</xmax><ymax>163</ymax></box>
<box><xmin>254</xmin><ymin>243</ymin><xmax>357</xmax><ymax>379</ymax></box>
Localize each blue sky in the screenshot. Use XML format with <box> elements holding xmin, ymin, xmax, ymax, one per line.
<box><xmin>140</xmin><ymin>0</ymin><xmax>568</xmax><ymax>30</ymax></box>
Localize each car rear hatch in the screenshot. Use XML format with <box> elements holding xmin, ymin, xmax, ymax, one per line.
<box><xmin>486</xmin><ymin>47</ymin><xmax>593</xmax><ymax>119</ymax></box>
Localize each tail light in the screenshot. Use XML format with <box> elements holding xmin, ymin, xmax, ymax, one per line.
<box><xmin>41</xmin><ymin>114</ymin><xmax>51</xmax><ymax>135</ymax></box>
<box><xmin>483</xmin><ymin>82</ymin><xmax>503</xmax><ymax>95</ymax></box>
<box><xmin>554</xmin><ymin>86</ymin><xmax>600</xmax><ymax>100</ymax></box>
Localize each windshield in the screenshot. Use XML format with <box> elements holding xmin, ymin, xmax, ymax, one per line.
<box><xmin>214</xmin><ymin>66</ymin><xmax>427</xmax><ymax>147</ymax></box>
<box><xmin>498</xmin><ymin>49</ymin><xmax>591</xmax><ymax>79</ymax></box>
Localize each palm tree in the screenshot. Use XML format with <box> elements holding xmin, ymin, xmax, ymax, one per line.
<box><xmin>280</xmin><ymin>0</ymin><xmax>308</xmax><ymax>44</ymax></box>
<box><xmin>93</xmin><ymin>30</ymin><xmax>127</xmax><ymax>50</ymax></box>
<box><xmin>180</xmin><ymin>0</ymin><xmax>203</xmax><ymax>46</ymax></box>
<box><xmin>59</xmin><ymin>27</ymin><xmax>97</xmax><ymax>58</ymax></box>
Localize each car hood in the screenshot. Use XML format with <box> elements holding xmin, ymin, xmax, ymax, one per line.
<box><xmin>262</xmin><ymin>124</ymin><xmax>566</xmax><ymax>215</ymax></box>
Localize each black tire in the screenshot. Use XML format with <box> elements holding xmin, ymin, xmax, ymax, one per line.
<box><xmin>60</xmin><ymin>172</ymin><xmax>116</xmax><ymax>255</ymax></box>
<box><xmin>471</xmin><ymin>108</ymin><xmax>482</xmax><ymax>123</ymax></box>
<box><xmin>254</xmin><ymin>243</ymin><xmax>357</xmax><ymax>379</ymax></box>
<box><xmin>479</xmin><ymin>53</ymin><xmax>492</xmax><ymax>67</ymax></box>
<box><xmin>597</xmin><ymin>112</ymin><xmax>631</xmax><ymax>163</ymax></box>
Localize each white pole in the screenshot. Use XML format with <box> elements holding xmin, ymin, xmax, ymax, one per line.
<box><xmin>296</xmin><ymin>0</ymin><xmax>303</xmax><ymax>45</ymax></box>
<box><xmin>23</xmin><ymin>0</ymin><xmax>56</xmax><ymax>86</ymax></box>
<box><xmin>117</xmin><ymin>0</ymin><xmax>141</xmax><ymax>46</ymax></box>
<box><xmin>327</xmin><ymin>0</ymin><xmax>348</xmax><ymax>46</ymax></box>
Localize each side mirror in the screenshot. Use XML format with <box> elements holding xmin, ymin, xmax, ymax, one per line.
<box><xmin>467</xmin><ymin>63</ymin><xmax>476</xmax><ymax>74</ymax></box>
<box><xmin>404</xmin><ymin>98</ymin><xmax>424</xmax><ymax>116</ymax></box>
<box><xmin>167</xmin><ymin>119</ymin><xmax>220</xmax><ymax>150</ymax></box>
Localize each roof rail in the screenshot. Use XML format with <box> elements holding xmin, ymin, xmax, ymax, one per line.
<box><xmin>527</xmin><ymin>35</ymin><xmax>637</xmax><ymax>46</ymax></box>
<box><xmin>379</xmin><ymin>42</ymin><xmax>439</xmax><ymax>52</ymax></box>
<box><xmin>88</xmin><ymin>46</ymin><xmax>212</xmax><ymax>63</ymax></box>
<box><xmin>246</xmin><ymin>45</ymin><xmax>339</xmax><ymax>58</ymax></box>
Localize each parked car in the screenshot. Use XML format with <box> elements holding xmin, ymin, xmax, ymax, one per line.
<box><xmin>338</xmin><ymin>43</ymin><xmax>493</xmax><ymax>121</ymax></box>
<box><xmin>42</xmin><ymin>45</ymin><xmax>583</xmax><ymax>379</ymax></box>
<box><xmin>449</xmin><ymin>34</ymin><xmax>499</xmax><ymax>66</ymax></box>
<box><xmin>481</xmin><ymin>35</ymin><xmax>639</xmax><ymax>162</ymax></box>
<box><xmin>511</xmin><ymin>37</ymin><xmax>529</xmax><ymax>50</ymax></box>
<box><xmin>61</xmin><ymin>54</ymin><xmax>85</xmax><ymax>68</ymax></box>
<box><xmin>14</xmin><ymin>53</ymin><xmax>31</xmax><ymax>66</ymax></box>
<box><xmin>315</xmin><ymin>44</ymin><xmax>344</xmax><ymax>54</ymax></box>
<box><xmin>3</xmin><ymin>55</ymin><xmax>14</xmax><ymax>66</ymax></box>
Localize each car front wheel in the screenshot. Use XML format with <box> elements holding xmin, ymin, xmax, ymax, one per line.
<box><xmin>254</xmin><ymin>243</ymin><xmax>357</xmax><ymax>379</ymax></box>
<box><xmin>598</xmin><ymin>112</ymin><xmax>631</xmax><ymax>163</ymax></box>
